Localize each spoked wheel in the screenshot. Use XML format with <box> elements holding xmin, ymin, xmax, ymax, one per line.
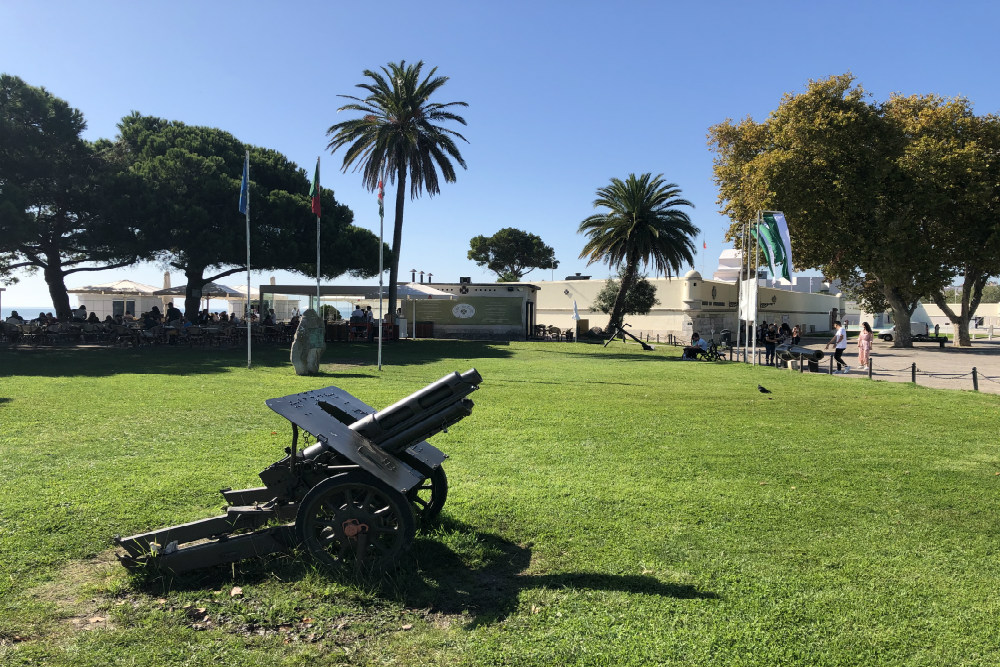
<box><xmin>295</xmin><ymin>471</ymin><xmax>415</xmax><ymax>571</ymax></box>
<box><xmin>398</xmin><ymin>455</ymin><xmax>448</xmax><ymax>526</ymax></box>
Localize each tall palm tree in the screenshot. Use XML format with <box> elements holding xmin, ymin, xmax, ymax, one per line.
<box><xmin>578</xmin><ymin>173</ymin><xmax>698</xmax><ymax>332</ymax></box>
<box><xmin>326</xmin><ymin>61</ymin><xmax>468</xmax><ymax>325</ymax></box>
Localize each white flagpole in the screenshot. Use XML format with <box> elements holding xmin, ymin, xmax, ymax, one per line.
<box><xmin>377</xmin><ymin>178</ymin><xmax>385</xmax><ymax>371</ymax></box>
<box><xmin>245</xmin><ymin>150</ymin><xmax>252</xmax><ymax>370</ymax></box>
<box><xmin>751</xmin><ymin>211</ymin><xmax>762</xmax><ymax>366</ymax></box>
<box><xmin>736</xmin><ymin>218</ymin><xmax>745</xmax><ymax>362</ymax></box>
<box><xmin>315</xmin><ymin>157</ymin><xmax>321</xmax><ymax>311</ymax></box>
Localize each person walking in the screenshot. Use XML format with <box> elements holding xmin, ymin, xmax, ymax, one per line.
<box><xmin>825</xmin><ymin>320</ymin><xmax>850</xmax><ymax>374</ymax></box>
<box><xmin>764</xmin><ymin>324</ymin><xmax>778</xmax><ymax>366</ymax></box>
<box><xmin>857</xmin><ymin>321</ymin><xmax>873</xmax><ymax>369</ymax></box>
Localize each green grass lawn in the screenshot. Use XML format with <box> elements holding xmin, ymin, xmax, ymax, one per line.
<box><xmin>2</xmin><ymin>340</ymin><xmax>999</xmax><ymax>666</ymax></box>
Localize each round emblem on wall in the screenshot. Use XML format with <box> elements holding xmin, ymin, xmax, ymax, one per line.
<box><xmin>452</xmin><ymin>303</ymin><xmax>476</xmax><ymax>319</ymax></box>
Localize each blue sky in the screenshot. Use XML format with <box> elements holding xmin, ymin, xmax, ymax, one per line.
<box><xmin>3</xmin><ymin>0</ymin><xmax>999</xmax><ymax>308</ymax></box>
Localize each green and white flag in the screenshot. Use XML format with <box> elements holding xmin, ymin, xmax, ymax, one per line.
<box><xmin>758</xmin><ymin>212</ymin><xmax>793</xmax><ymax>281</ymax></box>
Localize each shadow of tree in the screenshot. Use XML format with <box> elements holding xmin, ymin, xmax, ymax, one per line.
<box><xmin>0</xmin><ymin>340</ymin><xmax>513</xmax><ymax>378</ymax></box>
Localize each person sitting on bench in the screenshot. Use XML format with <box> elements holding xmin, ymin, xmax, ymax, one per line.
<box><xmin>683</xmin><ymin>332</ymin><xmax>709</xmax><ymax>359</ymax></box>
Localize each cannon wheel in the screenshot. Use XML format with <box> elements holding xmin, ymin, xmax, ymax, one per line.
<box><xmin>398</xmin><ymin>456</ymin><xmax>448</xmax><ymax>526</ymax></box>
<box><xmin>295</xmin><ymin>471</ymin><xmax>415</xmax><ymax>570</ymax></box>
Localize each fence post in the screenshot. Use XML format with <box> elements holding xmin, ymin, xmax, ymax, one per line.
<box><xmin>973</xmin><ymin>366</ymin><xmax>979</xmax><ymax>392</ymax></box>
<box><xmin>911</xmin><ymin>363</ymin><xmax>916</xmax><ymax>384</ymax></box>
<box><xmin>799</xmin><ymin>355</ymin><xmax>804</xmax><ymax>373</ymax></box>
<box><xmin>868</xmin><ymin>358</ymin><xmax>872</xmax><ymax>380</ymax></box>
<box><xmin>657</xmin><ymin>334</ymin><xmax>660</xmax><ymax>344</ymax></box>
<box><xmin>829</xmin><ymin>356</ymin><xmax>834</xmax><ymax>374</ymax></box>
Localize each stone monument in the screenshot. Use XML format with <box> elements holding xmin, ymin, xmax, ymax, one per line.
<box><xmin>290</xmin><ymin>308</ymin><xmax>326</xmax><ymax>375</ymax></box>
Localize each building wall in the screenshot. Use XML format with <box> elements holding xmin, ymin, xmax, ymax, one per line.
<box><xmin>72</xmin><ymin>295</ymin><xmax>165</xmax><ymax>321</ymax></box>
<box><xmin>535</xmin><ymin>274</ymin><xmax>844</xmax><ymax>340</ymax></box>
<box><xmin>404</xmin><ymin>283</ymin><xmax>538</xmax><ymax>339</ymax></box>
<box><xmin>920</xmin><ymin>302</ymin><xmax>1000</xmax><ymax>332</ymax></box>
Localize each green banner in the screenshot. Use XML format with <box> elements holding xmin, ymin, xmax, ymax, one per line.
<box><xmin>411</xmin><ymin>297</ymin><xmax>522</xmax><ymax>325</ymax></box>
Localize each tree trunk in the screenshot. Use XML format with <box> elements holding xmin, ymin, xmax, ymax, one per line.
<box><xmin>931</xmin><ymin>270</ymin><xmax>988</xmax><ymax>347</ymax></box>
<box><xmin>43</xmin><ymin>251</ymin><xmax>72</xmax><ymax>321</ymax></box>
<box><xmin>387</xmin><ymin>164</ymin><xmax>407</xmax><ymax>331</ymax></box>
<box><xmin>183</xmin><ymin>268</ymin><xmax>206</xmax><ymax>322</ymax></box>
<box><xmin>883</xmin><ymin>285</ymin><xmax>918</xmax><ymax>348</ymax></box>
<box><xmin>606</xmin><ymin>261</ymin><xmax>638</xmax><ymax>333</ymax></box>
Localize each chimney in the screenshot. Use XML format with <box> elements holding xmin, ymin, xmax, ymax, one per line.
<box><xmin>419</xmin><ymin>270</ymin><xmax>425</xmax><ymax>284</ymax></box>
<box><xmin>270</xmin><ymin>276</ymin><xmax>276</xmax><ymax>285</ymax></box>
<box><xmin>427</xmin><ymin>273</ymin><xmax>433</xmax><ymax>284</ymax></box>
<box><xmin>163</xmin><ymin>272</ymin><xmax>171</xmax><ymax>289</ymax></box>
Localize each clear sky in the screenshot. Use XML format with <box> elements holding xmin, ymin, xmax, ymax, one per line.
<box><xmin>3</xmin><ymin>0</ymin><xmax>999</xmax><ymax>308</ymax></box>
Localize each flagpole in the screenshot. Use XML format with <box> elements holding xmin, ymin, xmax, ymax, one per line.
<box><xmin>240</xmin><ymin>150</ymin><xmax>252</xmax><ymax>370</ymax></box>
<box><xmin>376</xmin><ymin>178</ymin><xmax>385</xmax><ymax>371</ymax></box>
<box><xmin>752</xmin><ymin>211</ymin><xmax>762</xmax><ymax>366</ymax></box>
<box><xmin>315</xmin><ymin>157</ymin><xmax>321</xmax><ymax>311</ymax></box>
<box><xmin>736</xmin><ymin>218</ymin><xmax>745</xmax><ymax>363</ymax></box>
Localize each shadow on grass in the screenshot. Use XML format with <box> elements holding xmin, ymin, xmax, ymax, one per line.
<box><xmin>400</xmin><ymin>520</ymin><xmax>718</xmax><ymax>626</ymax></box>
<box><xmin>0</xmin><ymin>340</ymin><xmax>513</xmax><ymax>378</ymax></box>
<box><xmin>128</xmin><ymin>517</ymin><xmax>716</xmax><ymax>627</ymax></box>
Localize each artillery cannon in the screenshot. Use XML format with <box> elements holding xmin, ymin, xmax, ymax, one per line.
<box><xmin>115</xmin><ymin>369</ymin><xmax>482</xmax><ymax>573</ymax></box>
<box><xmin>776</xmin><ymin>343</ymin><xmax>825</xmax><ymax>363</ymax></box>
<box><xmin>776</xmin><ymin>343</ymin><xmax>824</xmax><ymax>370</ymax></box>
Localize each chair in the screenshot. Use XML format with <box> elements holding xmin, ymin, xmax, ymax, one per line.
<box><xmin>348</xmin><ymin>316</ymin><xmax>368</xmax><ymax>342</ymax></box>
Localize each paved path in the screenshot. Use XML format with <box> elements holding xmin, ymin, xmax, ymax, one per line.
<box><xmin>793</xmin><ymin>337</ymin><xmax>1000</xmax><ymax>394</ymax></box>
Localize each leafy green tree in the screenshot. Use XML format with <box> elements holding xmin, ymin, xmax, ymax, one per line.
<box><xmin>591</xmin><ymin>270</ymin><xmax>660</xmax><ymax>319</ymax></box>
<box><xmin>578</xmin><ymin>173</ymin><xmax>697</xmax><ymax>331</ymax></box>
<box><xmin>326</xmin><ymin>60</ymin><xmax>468</xmax><ymax>324</ymax></box>
<box><xmin>468</xmin><ymin>227</ymin><xmax>558</xmax><ymax>281</ymax></box>
<box><xmin>709</xmin><ymin>74</ymin><xmax>999</xmax><ymax>347</ymax></box>
<box><xmin>116</xmin><ymin>113</ymin><xmax>383</xmax><ymax>319</ymax></box>
<box><xmin>886</xmin><ymin>94</ymin><xmax>1000</xmax><ymax>346</ymax></box>
<box><xmin>978</xmin><ymin>284</ymin><xmax>1000</xmax><ymax>303</ymax></box>
<box><xmin>0</xmin><ymin>74</ymin><xmax>140</xmax><ymax>319</ymax></box>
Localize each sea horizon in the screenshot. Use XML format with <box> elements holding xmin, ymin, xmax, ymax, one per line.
<box><xmin>2</xmin><ymin>306</ymin><xmax>53</xmax><ymax>321</ymax></box>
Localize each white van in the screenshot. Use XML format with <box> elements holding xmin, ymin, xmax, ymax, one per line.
<box><xmin>876</xmin><ymin>321</ymin><xmax>930</xmax><ymax>342</ymax></box>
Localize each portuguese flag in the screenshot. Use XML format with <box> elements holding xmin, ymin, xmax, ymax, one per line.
<box><xmin>309</xmin><ymin>157</ymin><xmax>321</xmax><ymax>216</ymax></box>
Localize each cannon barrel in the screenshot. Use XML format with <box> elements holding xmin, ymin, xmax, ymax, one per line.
<box><xmin>776</xmin><ymin>343</ymin><xmax>825</xmax><ymax>362</ymax></box>
<box><xmin>348</xmin><ymin>368</ymin><xmax>482</xmax><ymax>453</ymax></box>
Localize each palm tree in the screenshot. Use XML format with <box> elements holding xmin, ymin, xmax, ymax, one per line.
<box><xmin>578</xmin><ymin>173</ymin><xmax>698</xmax><ymax>332</ymax></box>
<box><xmin>326</xmin><ymin>61</ymin><xmax>468</xmax><ymax>325</ymax></box>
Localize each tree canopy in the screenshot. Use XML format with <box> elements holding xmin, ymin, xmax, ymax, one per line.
<box><xmin>578</xmin><ymin>173</ymin><xmax>697</xmax><ymax>331</ymax></box>
<box><xmin>591</xmin><ymin>271</ymin><xmax>660</xmax><ymax>320</ymax></box>
<box><xmin>0</xmin><ymin>74</ymin><xmax>140</xmax><ymax>318</ymax></box>
<box><xmin>326</xmin><ymin>60</ymin><xmax>468</xmax><ymax>325</ymax></box>
<box><xmin>116</xmin><ymin>113</ymin><xmax>384</xmax><ymax>318</ymax></box>
<box><xmin>709</xmin><ymin>74</ymin><xmax>1000</xmax><ymax>346</ymax></box>
<box><xmin>467</xmin><ymin>227</ymin><xmax>558</xmax><ymax>281</ymax></box>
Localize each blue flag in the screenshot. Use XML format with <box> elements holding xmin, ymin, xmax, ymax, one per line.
<box><xmin>238</xmin><ymin>152</ymin><xmax>249</xmax><ymax>215</ymax></box>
